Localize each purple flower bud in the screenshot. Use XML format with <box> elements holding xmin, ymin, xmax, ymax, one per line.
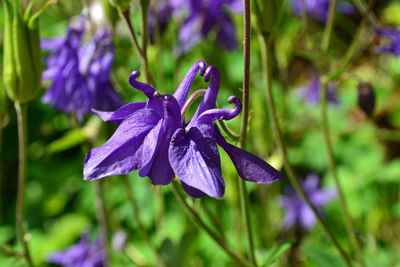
<box><xmin>357</xmin><ymin>82</ymin><xmax>375</xmax><ymax>117</ymax></box>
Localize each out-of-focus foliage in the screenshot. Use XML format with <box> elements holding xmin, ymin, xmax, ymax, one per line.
<box><xmin>0</xmin><ymin>0</ymin><xmax>400</xmax><ymax>266</ymax></box>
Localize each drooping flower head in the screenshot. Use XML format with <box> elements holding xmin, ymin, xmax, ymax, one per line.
<box><xmin>281</xmin><ymin>173</ymin><xmax>336</xmax><ymax>230</ymax></box>
<box><xmin>375</xmin><ymin>28</ymin><xmax>400</xmax><ymax>56</ymax></box>
<box><xmin>291</xmin><ymin>0</ymin><xmax>356</xmax><ymax>23</ymax></box>
<box><xmin>176</xmin><ymin>0</ymin><xmax>242</xmax><ymax>55</ymax></box>
<box><xmin>84</xmin><ymin>61</ymin><xmax>283</xmax><ymax>198</ymax></box>
<box><xmin>295</xmin><ymin>71</ymin><xmax>338</xmax><ymax>105</ymax></box>
<box><xmin>47</xmin><ymin>233</ymin><xmax>104</xmax><ymax>267</ymax></box>
<box><xmin>42</xmin><ymin>22</ymin><xmax>123</xmax><ymax>121</ymax></box>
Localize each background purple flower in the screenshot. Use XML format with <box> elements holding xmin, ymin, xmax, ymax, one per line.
<box><xmin>42</xmin><ymin>24</ymin><xmax>123</xmax><ymax>121</ymax></box>
<box><xmin>176</xmin><ymin>0</ymin><xmax>242</xmax><ymax>55</ymax></box>
<box><xmin>148</xmin><ymin>0</ymin><xmax>185</xmax><ymax>43</ymax></box>
<box><xmin>295</xmin><ymin>71</ymin><xmax>338</xmax><ymax>105</ymax></box>
<box><xmin>291</xmin><ymin>0</ymin><xmax>356</xmax><ymax>23</ymax></box>
<box><xmin>47</xmin><ymin>233</ymin><xmax>104</xmax><ymax>267</ymax></box>
<box><xmin>375</xmin><ymin>28</ymin><xmax>400</xmax><ymax>56</ymax></box>
<box><xmin>281</xmin><ymin>173</ymin><xmax>336</xmax><ymax>230</ymax></box>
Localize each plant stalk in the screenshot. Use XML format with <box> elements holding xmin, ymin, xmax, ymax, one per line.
<box><xmin>238</xmin><ymin>0</ymin><xmax>257</xmax><ymax>265</ymax></box>
<box><xmin>171</xmin><ymin>181</ymin><xmax>253</xmax><ymax>267</ymax></box>
<box><xmin>15</xmin><ymin>102</ymin><xmax>33</xmax><ymax>267</ymax></box>
<box><xmin>258</xmin><ymin>33</ymin><xmax>352</xmax><ymax>267</ymax></box>
<box><xmin>120</xmin><ymin>11</ymin><xmax>154</xmax><ymax>85</ymax></box>
<box><xmin>121</xmin><ymin>177</ymin><xmax>166</xmax><ymax>267</ymax></box>
<box><xmin>320</xmin><ymin>80</ymin><xmax>364</xmax><ymax>267</ymax></box>
<box><xmin>321</xmin><ymin>0</ymin><xmax>337</xmax><ymax>54</ymax></box>
<box><xmin>93</xmin><ymin>180</ymin><xmax>111</xmax><ymax>267</ymax></box>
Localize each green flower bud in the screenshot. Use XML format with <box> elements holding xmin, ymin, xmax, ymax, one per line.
<box><xmin>108</xmin><ymin>0</ymin><xmax>131</xmax><ymax>13</ymax></box>
<box><xmin>251</xmin><ymin>0</ymin><xmax>284</xmax><ymax>36</ymax></box>
<box><xmin>3</xmin><ymin>0</ymin><xmax>42</xmax><ymax>104</ymax></box>
<box><xmin>101</xmin><ymin>0</ymin><xmax>119</xmax><ymax>26</ymax></box>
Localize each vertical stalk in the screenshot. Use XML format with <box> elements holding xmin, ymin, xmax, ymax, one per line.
<box><xmin>171</xmin><ymin>181</ymin><xmax>253</xmax><ymax>267</ymax></box>
<box><xmin>121</xmin><ymin>177</ymin><xmax>167</xmax><ymax>267</ymax></box>
<box><xmin>320</xmin><ymin>1</ymin><xmax>364</xmax><ymax>265</ymax></box>
<box><xmin>93</xmin><ymin>180</ymin><xmax>111</xmax><ymax>267</ymax></box>
<box><xmin>14</xmin><ymin>102</ymin><xmax>33</xmax><ymax>267</ymax></box>
<box><xmin>121</xmin><ymin>10</ymin><xmax>154</xmax><ymax>85</ymax></box>
<box><xmin>238</xmin><ymin>0</ymin><xmax>257</xmax><ymax>265</ymax></box>
<box><xmin>258</xmin><ymin>34</ymin><xmax>352</xmax><ymax>267</ymax></box>
<box><xmin>321</xmin><ymin>0</ymin><xmax>337</xmax><ymax>54</ymax></box>
<box><xmin>320</xmin><ymin>81</ymin><xmax>364</xmax><ymax>266</ymax></box>
<box><xmin>139</xmin><ymin>0</ymin><xmax>154</xmax><ymax>85</ymax></box>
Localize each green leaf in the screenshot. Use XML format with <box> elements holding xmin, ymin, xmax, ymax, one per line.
<box><xmin>259</xmin><ymin>239</ymin><xmax>294</xmax><ymax>266</ymax></box>
<box><xmin>46</xmin><ymin>128</ymin><xmax>87</xmax><ymax>155</ymax></box>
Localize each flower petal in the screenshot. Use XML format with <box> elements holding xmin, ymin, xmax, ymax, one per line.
<box><xmin>129</xmin><ymin>71</ymin><xmax>157</xmax><ymax>98</ymax></box>
<box><xmin>169</xmin><ymin>128</ymin><xmax>225</xmax><ymax>198</ymax></box>
<box><xmin>181</xmin><ymin>181</ymin><xmax>208</xmax><ymax>198</ymax></box>
<box><xmin>173</xmin><ymin>60</ymin><xmax>206</xmax><ymax>108</ymax></box>
<box><xmin>214</xmin><ymin>129</ymin><xmax>283</xmax><ymax>184</ymax></box>
<box><xmin>93</xmin><ymin>102</ymin><xmax>146</xmax><ymax>124</ymax></box>
<box><xmin>84</xmin><ymin>108</ymin><xmax>163</xmax><ymax>180</ymax></box>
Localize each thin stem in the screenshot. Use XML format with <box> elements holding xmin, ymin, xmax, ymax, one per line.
<box><xmin>320</xmin><ymin>80</ymin><xmax>364</xmax><ymax>267</ymax></box>
<box><xmin>139</xmin><ymin>0</ymin><xmax>155</xmax><ymax>86</ymax></box>
<box><xmin>218</xmin><ymin>120</ymin><xmax>240</xmax><ymax>140</ymax></box>
<box><xmin>93</xmin><ymin>180</ymin><xmax>111</xmax><ymax>267</ymax></box>
<box><xmin>258</xmin><ymin>34</ymin><xmax>352</xmax><ymax>267</ymax></box>
<box><xmin>14</xmin><ymin>102</ymin><xmax>33</xmax><ymax>267</ymax></box>
<box><xmin>238</xmin><ymin>0</ymin><xmax>257</xmax><ymax>265</ymax></box>
<box><xmin>171</xmin><ymin>181</ymin><xmax>253</xmax><ymax>267</ymax></box>
<box><xmin>121</xmin><ymin>177</ymin><xmax>167</xmax><ymax>267</ymax></box>
<box><xmin>321</xmin><ymin>0</ymin><xmax>337</xmax><ymax>54</ymax></box>
<box><xmin>120</xmin><ymin>11</ymin><xmax>154</xmax><ymax>85</ymax></box>
<box><xmin>181</xmin><ymin>89</ymin><xmax>206</xmax><ymax>118</ymax></box>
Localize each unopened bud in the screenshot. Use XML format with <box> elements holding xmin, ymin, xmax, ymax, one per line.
<box><xmin>358</xmin><ymin>82</ymin><xmax>375</xmax><ymax>117</ymax></box>
<box><xmin>3</xmin><ymin>0</ymin><xmax>44</xmax><ymax>104</ymax></box>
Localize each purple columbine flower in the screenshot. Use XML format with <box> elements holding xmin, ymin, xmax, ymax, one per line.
<box><xmin>84</xmin><ymin>61</ymin><xmax>283</xmax><ymax>198</ymax></box>
<box><xmin>47</xmin><ymin>233</ymin><xmax>104</xmax><ymax>267</ymax></box>
<box><xmin>291</xmin><ymin>0</ymin><xmax>356</xmax><ymax>23</ymax></box>
<box><xmin>281</xmin><ymin>173</ymin><xmax>336</xmax><ymax>230</ymax></box>
<box><xmin>295</xmin><ymin>71</ymin><xmax>338</xmax><ymax>105</ymax></box>
<box><xmin>42</xmin><ymin>25</ymin><xmax>123</xmax><ymax>121</ymax></box>
<box><xmin>375</xmin><ymin>28</ymin><xmax>400</xmax><ymax>56</ymax></box>
<box><xmin>83</xmin><ymin>61</ymin><xmax>206</xmax><ymax>184</ymax></box>
<box><xmin>176</xmin><ymin>0</ymin><xmax>242</xmax><ymax>55</ymax></box>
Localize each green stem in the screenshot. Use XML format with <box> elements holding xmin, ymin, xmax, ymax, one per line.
<box><xmin>121</xmin><ymin>177</ymin><xmax>166</xmax><ymax>267</ymax></box>
<box><xmin>171</xmin><ymin>181</ymin><xmax>253</xmax><ymax>267</ymax></box>
<box><xmin>120</xmin><ymin>11</ymin><xmax>153</xmax><ymax>85</ymax></box>
<box><xmin>321</xmin><ymin>0</ymin><xmax>337</xmax><ymax>54</ymax></box>
<box><xmin>258</xmin><ymin>34</ymin><xmax>352</xmax><ymax>267</ymax></box>
<box><xmin>238</xmin><ymin>0</ymin><xmax>257</xmax><ymax>265</ymax></box>
<box><xmin>93</xmin><ymin>180</ymin><xmax>111</xmax><ymax>267</ymax></box>
<box><xmin>14</xmin><ymin>102</ymin><xmax>33</xmax><ymax>267</ymax></box>
<box><xmin>320</xmin><ymin>80</ymin><xmax>365</xmax><ymax>267</ymax></box>
<box><xmin>139</xmin><ymin>0</ymin><xmax>155</xmax><ymax>86</ymax></box>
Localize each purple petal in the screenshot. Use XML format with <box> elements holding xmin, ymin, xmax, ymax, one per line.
<box><xmin>187</xmin><ymin>66</ymin><xmax>220</xmax><ymax>128</ymax></box>
<box><xmin>173</xmin><ymin>60</ymin><xmax>206</xmax><ymax>108</ymax></box>
<box><xmin>138</xmin><ymin>101</ymin><xmax>181</xmax><ymax>185</ymax></box>
<box><xmin>300</xmin><ymin>205</ymin><xmax>317</xmax><ymax>230</ymax></box>
<box><xmin>169</xmin><ymin>128</ymin><xmax>225</xmax><ymax>198</ymax></box>
<box><xmin>214</xmin><ymin>129</ymin><xmax>283</xmax><ymax>184</ymax></box>
<box><xmin>181</xmin><ymin>181</ymin><xmax>208</xmax><ymax>198</ymax></box>
<box><xmin>93</xmin><ymin>102</ymin><xmax>146</xmax><ymax>124</ymax></box>
<box><xmin>84</xmin><ymin>108</ymin><xmax>163</xmax><ymax>180</ymax></box>
<box><xmin>129</xmin><ymin>71</ymin><xmax>157</xmax><ymax>98</ymax></box>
